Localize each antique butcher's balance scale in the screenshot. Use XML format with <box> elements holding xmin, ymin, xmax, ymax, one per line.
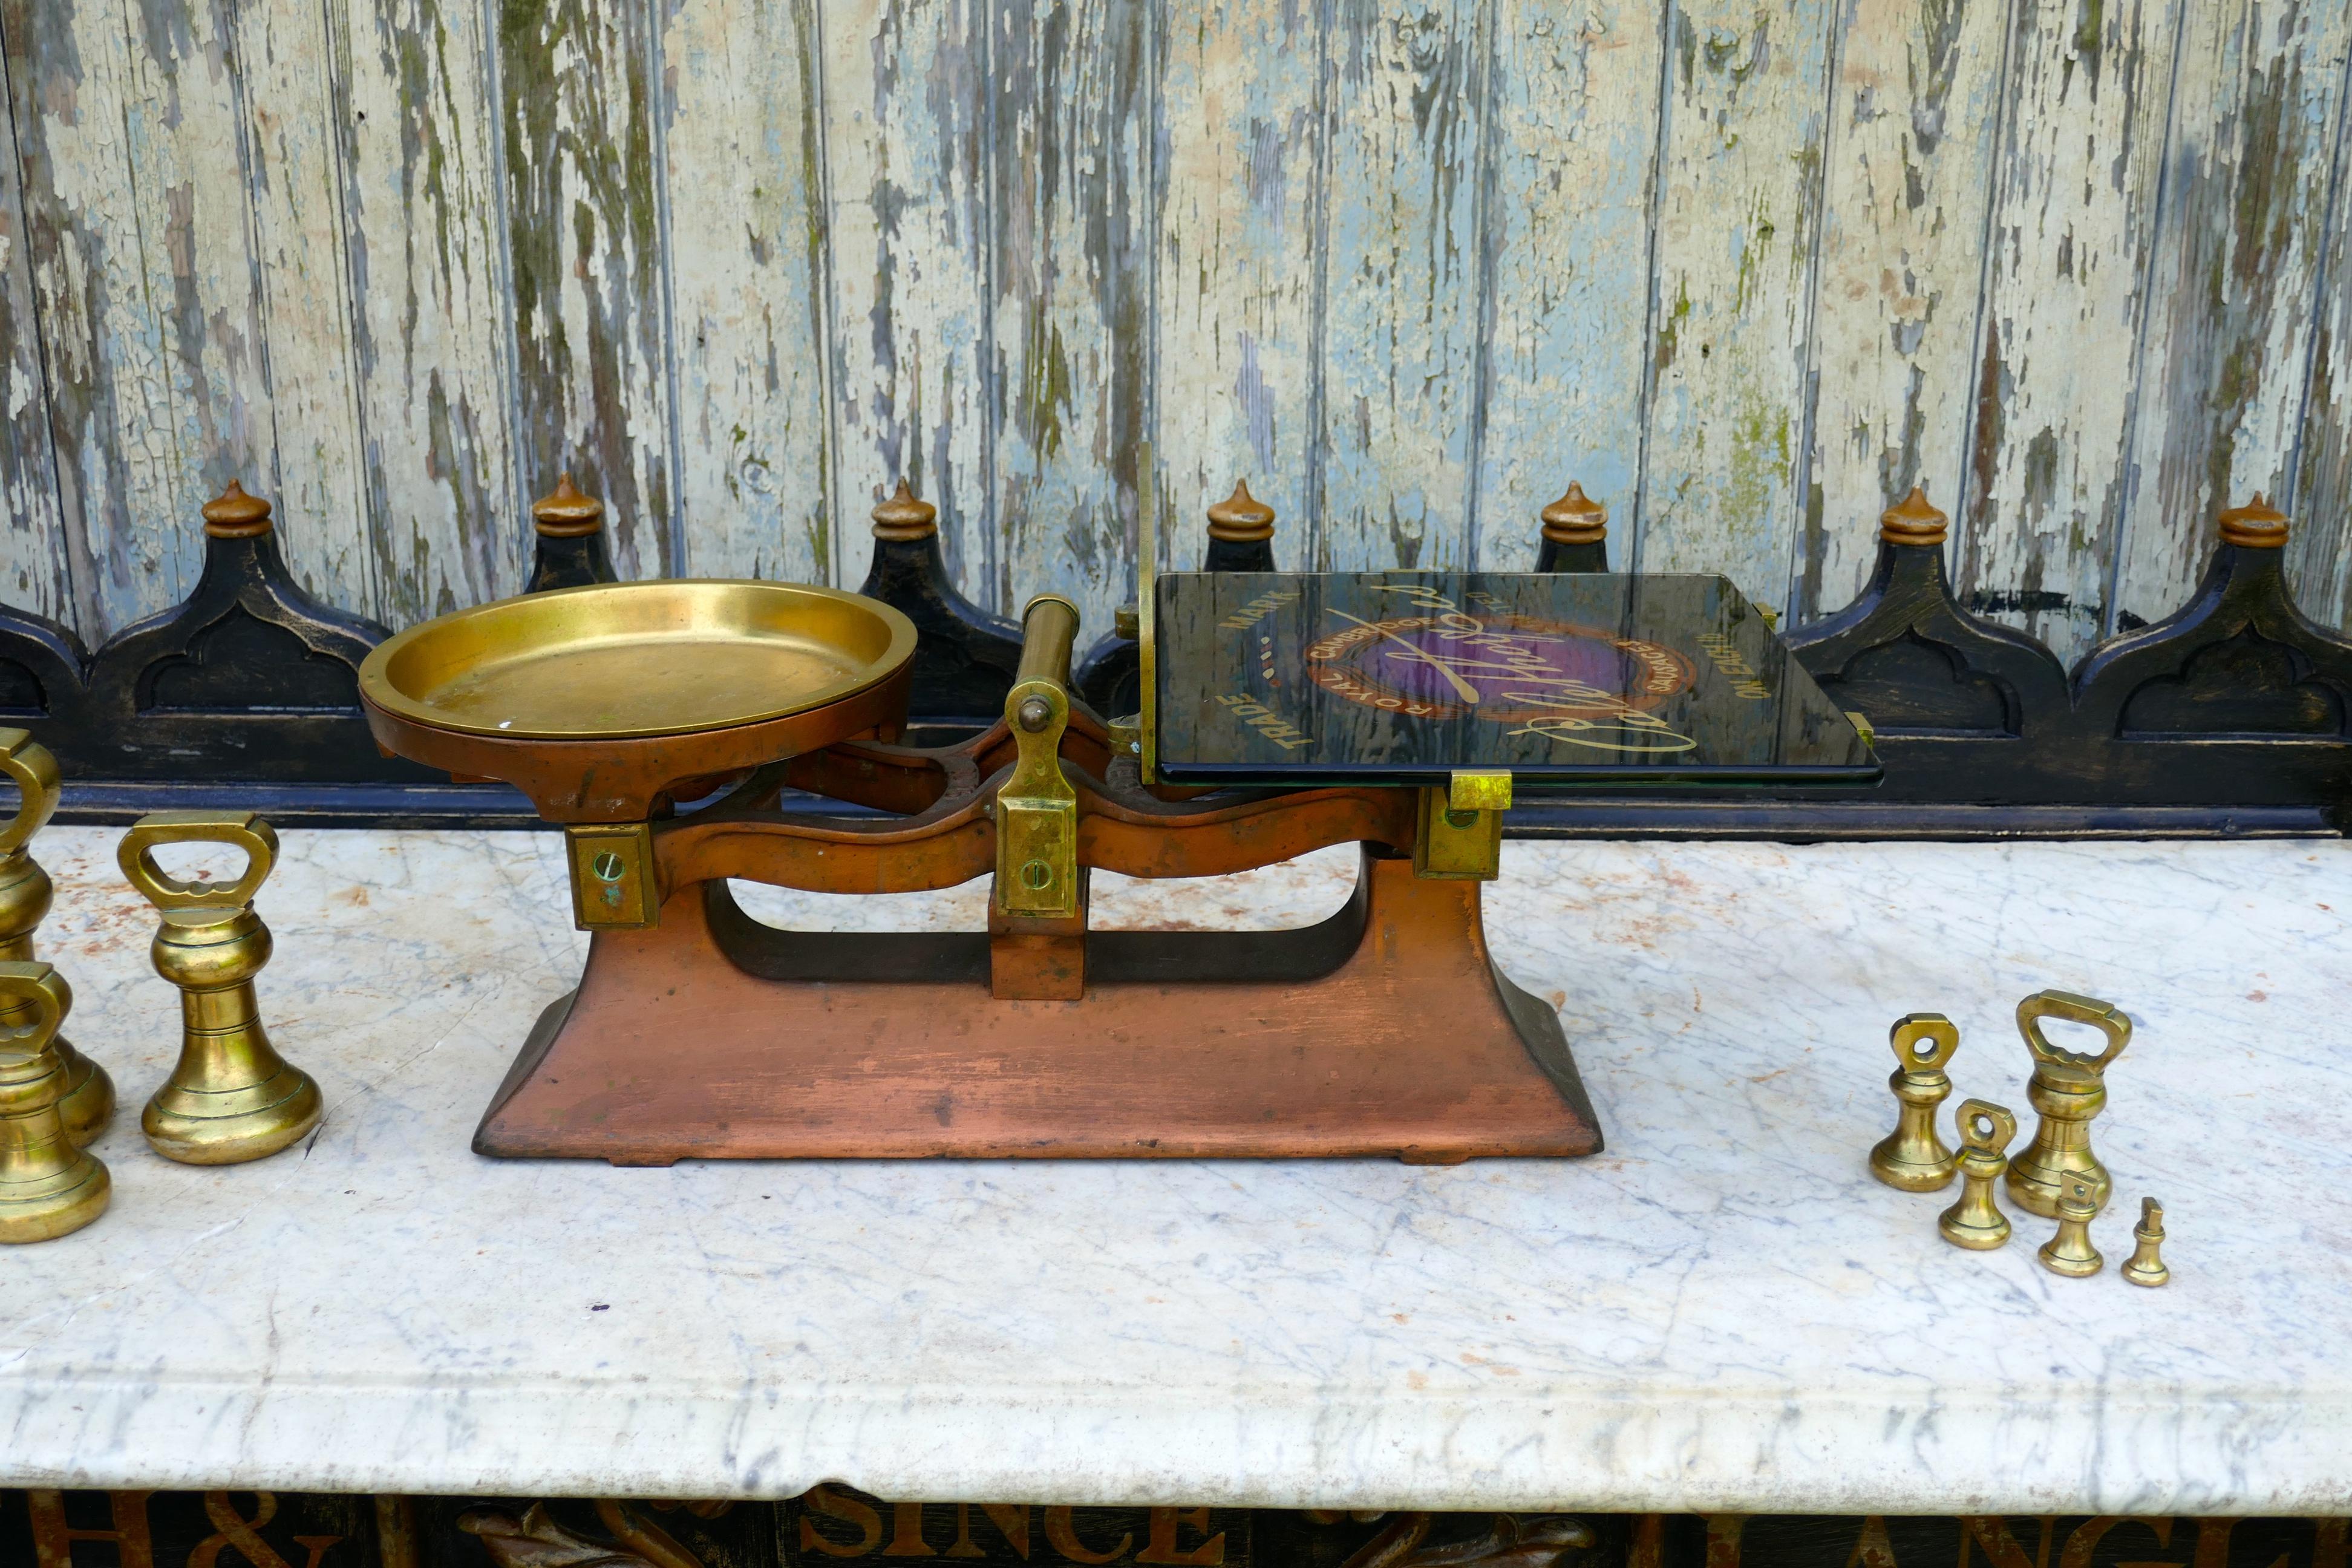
<box><xmin>359</xmin><ymin>491</ymin><xmax>1873</xmax><ymax>1165</ymax></box>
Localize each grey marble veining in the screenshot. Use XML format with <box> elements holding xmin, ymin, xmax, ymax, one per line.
<box><xmin>1</xmin><ymin>828</ymin><xmax>2347</xmax><ymax>1513</ymax></box>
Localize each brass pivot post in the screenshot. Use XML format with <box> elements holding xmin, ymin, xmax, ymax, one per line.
<box><xmin>2037</xmin><ymin>1170</ymin><xmax>2104</xmax><ymax>1278</ymax></box>
<box><xmin>0</xmin><ymin>962</ymin><xmax>109</xmax><ymax>1243</ymax></box>
<box><xmin>1869</xmin><ymin>1012</ymin><xmax>1960</xmax><ymax>1191</ymax></box>
<box><xmin>120</xmin><ymin>812</ymin><xmax>323</xmax><ymax>1164</ymax></box>
<box><xmin>993</xmin><ymin>596</ymin><xmax>1086</xmax><ymax>999</ymax></box>
<box><xmin>2008</xmin><ymin>990</ymin><xmax>2131</xmax><ymax>1218</ymax></box>
<box><xmin>1937</xmin><ymin>1099</ymin><xmax>2017</xmax><ymax>1250</ymax></box>
<box><xmin>2122</xmin><ymin>1197</ymin><xmax>2170</xmax><ymax>1287</ymax></box>
<box><xmin>0</xmin><ymin>729</ymin><xmax>112</xmax><ymax>1145</ymax></box>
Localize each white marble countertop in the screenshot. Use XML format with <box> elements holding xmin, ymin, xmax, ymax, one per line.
<box><xmin>2</xmin><ymin>826</ymin><xmax>2348</xmax><ymax>1515</ymax></box>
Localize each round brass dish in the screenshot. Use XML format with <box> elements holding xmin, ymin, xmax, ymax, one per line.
<box><xmin>359</xmin><ymin>581</ymin><xmax>918</xmax><ymax>823</ymax></box>
<box><xmin>361</xmin><ymin>580</ymin><xmax>916</xmax><ymax>740</ymax></box>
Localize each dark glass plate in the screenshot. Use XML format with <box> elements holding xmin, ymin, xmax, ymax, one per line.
<box><xmin>1152</xmin><ymin>572</ymin><xmax>1878</xmax><ymax>791</ymax></box>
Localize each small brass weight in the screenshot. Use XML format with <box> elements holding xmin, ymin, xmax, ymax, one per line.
<box><xmin>0</xmin><ymin>728</ymin><xmax>114</xmax><ymax>1144</ymax></box>
<box><xmin>120</xmin><ymin>812</ymin><xmax>322</xmax><ymax>1163</ymax></box>
<box><xmin>1869</xmin><ymin>1013</ymin><xmax>1960</xmax><ymax>1191</ymax></box>
<box><xmin>2037</xmin><ymin>1169</ymin><xmax>2104</xmax><ymax>1277</ymax></box>
<box><xmin>0</xmin><ymin>962</ymin><xmax>110</xmax><ymax>1243</ymax></box>
<box><xmin>2007</xmin><ymin>990</ymin><xmax>2131</xmax><ymax>1218</ymax></box>
<box><xmin>2122</xmin><ymin>1197</ymin><xmax>2171</xmax><ymax>1287</ymax></box>
<box><xmin>1936</xmin><ymin>1099</ymin><xmax>2017</xmax><ymax>1250</ymax></box>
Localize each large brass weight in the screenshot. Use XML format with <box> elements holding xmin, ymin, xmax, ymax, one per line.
<box><xmin>2007</xmin><ymin>990</ymin><xmax>2131</xmax><ymax>1219</ymax></box>
<box><xmin>0</xmin><ymin>962</ymin><xmax>110</xmax><ymax>1243</ymax></box>
<box><xmin>0</xmin><ymin>728</ymin><xmax>114</xmax><ymax>1144</ymax></box>
<box><xmin>120</xmin><ymin>812</ymin><xmax>322</xmax><ymax>1164</ymax></box>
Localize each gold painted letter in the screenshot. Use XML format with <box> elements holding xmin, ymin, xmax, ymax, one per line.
<box><xmin>803</xmin><ymin>1487</ymin><xmax>887</xmax><ymax>1558</ymax></box>
<box><xmin>1045</xmin><ymin>1509</ymin><xmax>1132</xmax><ymax>1564</ymax></box>
<box><xmin>1137</xmin><ymin>1509</ymin><xmax>1224</xmax><ymax>1566</ymax></box>
<box><xmin>950</xmin><ymin>1506</ymin><xmax>1034</xmax><ymax>1560</ymax></box>
<box><xmin>27</xmin><ymin>1491</ymin><xmax>157</xmax><ymax>1568</ymax></box>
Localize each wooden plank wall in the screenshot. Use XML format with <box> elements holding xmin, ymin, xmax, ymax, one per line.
<box><xmin>1</xmin><ymin>0</ymin><xmax>2348</xmax><ymax>667</ymax></box>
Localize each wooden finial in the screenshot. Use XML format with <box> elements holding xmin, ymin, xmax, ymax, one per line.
<box><xmin>532</xmin><ymin>474</ymin><xmax>605</xmax><ymax>538</ymax></box>
<box><xmin>871</xmin><ymin>479</ymin><xmax>938</xmax><ymax>541</ymax></box>
<box><xmin>1880</xmin><ymin>486</ymin><xmax>1949</xmax><ymax>546</ymax></box>
<box><xmin>1540</xmin><ymin>482</ymin><xmax>1607</xmax><ymax>546</ymax></box>
<box><xmin>2218</xmin><ymin>492</ymin><xmax>2288</xmax><ymax>549</ymax></box>
<box><xmin>1206</xmin><ymin>480</ymin><xmax>1275</xmax><ymax>543</ymax></box>
<box><xmin>200</xmin><ymin>480</ymin><xmax>273</xmax><ymax>539</ymax></box>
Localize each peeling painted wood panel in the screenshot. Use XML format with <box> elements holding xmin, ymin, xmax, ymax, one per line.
<box><xmin>2113</xmin><ymin>0</ymin><xmax>2352</xmax><ymax>630</ymax></box>
<box><xmin>824</xmin><ymin>0</ymin><xmax>994</xmax><ymax>600</ymax></box>
<box><xmin>1154</xmin><ymin>0</ymin><xmax>1324</xmax><ymax>569</ymax></box>
<box><xmin>339</xmin><ymin>0</ymin><xmax>527</xmax><ymax>624</ymax></box>
<box><xmin>4</xmin><ymin>0</ymin><xmax>276</xmax><ymax>635</ymax></box>
<box><xmin>233</xmin><ymin>0</ymin><xmax>374</xmax><ymax>612</ymax></box>
<box><xmin>111</xmin><ymin>0</ymin><xmax>284</xmax><ymax>622</ymax></box>
<box><xmin>985</xmin><ymin>0</ymin><xmax>1151</xmax><ymax>637</ymax></box>
<box><xmin>1316</xmin><ymin>0</ymin><xmax>1488</xmax><ymax>573</ymax></box>
<box><xmin>1</xmin><ymin>0</ymin><xmax>146</xmax><ymax>634</ymax></box>
<box><xmin>1799</xmin><ymin>0</ymin><xmax>2009</xmax><ymax>618</ymax></box>
<box><xmin>8</xmin><ymin>0</ymin><xmax>2352</xmax><ymax>664</ymax></box>
<box><xmin>1472</xmin><ymin>0</ymin><xmax>1662</xmax><ymax>572</ymax></box>
<box><xmin>2289</xmin><ymin>60</ymin><xmax>2352</xmax><ymax>628</ymax></box>
<box><xmin>659</xmin><ymin>0</ymin><xmax>832</xmax><ymax>584</ymax></box>
<box><xmin>501</xmin><ymin>0</ymin><xmax>675</xmax><ymax>579</ymax></box>
<box><xmin>1635</xmin><ymin>1</ymin><xmax>1837</xmax><ymax>613</ymax></box>
<box><xmin>1955</xmin><ymin>0</ymin><xmax>2180</xmax><ymax>665</ymax></box>
<box><xmin>0</xmin><ymin>36</ymin><xmax>71</xmax><ymax>619</ymax></box>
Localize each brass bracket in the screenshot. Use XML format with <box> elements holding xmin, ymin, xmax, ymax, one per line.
<box><xmin>567</xmin><ymin>822</ymin><xmax>661</xmax><ymax>930</ymax></box>
<box><xmin>995</xmin><ymin>677</ymin><xmax>1079</xmax><ymax>919</ymax></box>
<box><xmin>1414</xmin><ymin>771</ymin><xmax>1512</xmax><ymax>880</ymax></box>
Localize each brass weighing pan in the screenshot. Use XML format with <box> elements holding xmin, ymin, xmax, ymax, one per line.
<box><xmin>360</xmin><ymin>580</ymin><xmax>916</xmax><ymax>822</ymax></box>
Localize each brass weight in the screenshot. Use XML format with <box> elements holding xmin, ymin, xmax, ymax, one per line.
<box><xmin>2007</xmin><ymin>991</ymin><xmax>2132</xmax><ymax>1219</ymax></box>
<box><xmin>1936</xmin><ymin>1099</ymin><xmax>2017</xmax><ymax>1250</ymax></box>
<box><xmin>2122</xmin><ymin>1197</ymin><xmax>2171</xmax><ymax>1288</ymax></box>
<box><xmin>0</xmin><ymin>962</ymin><xmax>110</xmax><ymax>1243</ymax></box>
<box><xmin>0</xmin><ymin>729</ymin><xmax>114</xmax><ymax>1144</ymax></box>
<box><xmin>1868</xmin><ymin>1013</ymin><xmax>1960</xmax><ymax>1191</ymax></box>
<box><xmin>2037</xmin><ymin>1169</ymin><xmax>2105</xmax><ymax>1278</ymax></box>
<box><xmin>119</xmin><ymin>812</ymin><xmax>322</xmax><ymax>1164</ymax></box>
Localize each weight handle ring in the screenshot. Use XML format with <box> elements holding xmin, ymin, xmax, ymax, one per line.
<box><xmin>117</xmin><ymin>813</ymin><xmax>281</xmax><ymax>912</ymax></box>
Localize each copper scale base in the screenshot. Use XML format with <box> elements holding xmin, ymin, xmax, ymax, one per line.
<box><xmin>479</xmin><ymin>847</ymin><xmax>1598</xmax><ymax>1164</ymax></box>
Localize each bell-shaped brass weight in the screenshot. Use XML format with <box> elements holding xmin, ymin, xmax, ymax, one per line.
<box><xmin>2037</xmin><ymin>1170</ymin><xmax>2105</xmax><ymax>1278</ymax></box>
<box><xmin>1869</xmin><ymin>1013</ymin><xmax>1960</xmax><ymax>1191</ymax></box>
<box><xmin>0</xmin><ymin>962</ymin><xmax>110</xmax><ymax>1243</ymax></box>
<box><xmin>120</xmin><ymin>813</ymin><xmax>322</xmax><ymax>1164</ymax></box>
<box><xmin>2007</xmin><ymin>991</ymin><xmax>2131</xmax><ymax>1218</ymax></box>
<box><xmin>0</xmin><ymin>729</ymin><xmax>113</xmax><ymax>1145</ymax></box>
<box><xmin>2122</xmin><ymin>1197</ymin><xmax>2170</xmax><ymax>1288</ymax></box>
<box><xmin>1937</xmin><ymin>1099</ymin><xmax>2017</xmax><ymax>1250</ymax></box>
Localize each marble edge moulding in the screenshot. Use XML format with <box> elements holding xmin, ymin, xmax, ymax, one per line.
<box><xmin>0</xmin><ymin>474</ymin><xmax>2344</xmax><ymax>835</ymax></box>
<box><xmin>13</xmin><ymin>1372</ymin><xmax>2352</xmax><ymax>1515</ymax></box>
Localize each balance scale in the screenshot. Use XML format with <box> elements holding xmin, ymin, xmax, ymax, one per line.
<box><xmin>359</xmin><ymin>548</ymin><xmax>1873</xmax><ymax>1165</ymax></box>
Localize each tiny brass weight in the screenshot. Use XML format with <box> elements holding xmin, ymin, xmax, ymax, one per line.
<box><xmin>0</xmin><ymin>962</ymin><xmax>110</xmax><ymax>1243</ymax></box>
<box><xmin>120</xmin><ymin>812</ymin><xmax>323</xmax><ymax>1164</ymax></box>
<box><xmin>2037</xmin><ymin>1169</ymin><xmax>2105</xmax><ymax>1278</ymax></box>
<box><xmin>2008</xmin><ymin>990</ymin><xmax>2132</xmax><ymax>1219</ymax></box>
<box><xmin>1869</xmin><ymin>1012</ymin><xmax>1960</xmax><ymax>1191</ymax></box>
<box><xmin>1936</xmin><ymin>1099</ymin><xmax>2017</xmax><ymax>1250</ymax></box>
<box><xmin>2123</xmin><ymin>1197</ymin><xmax>2171</xmax><ymax>1287</ymax></box>
<box><xmin>0</xmin><ymin>728</ymin><xmax>113</xmax><ymax>1145</ymax></box>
